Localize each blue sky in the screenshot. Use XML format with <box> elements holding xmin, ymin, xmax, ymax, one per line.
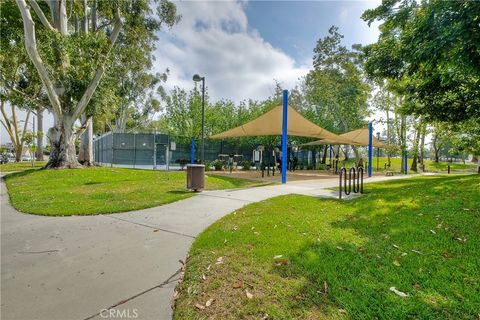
<box><xmin>245</xmin><ymin>1</ymin><xmax>380</xmax><ymax>64</ymax></box>
<box><xmin>154</xmin><ymin>0</ymin><xmax>381</xmax><ymax>103</ymax></box>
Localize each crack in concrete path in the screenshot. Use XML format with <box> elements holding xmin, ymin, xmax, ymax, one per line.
<box><xmin>196</xmin><ymin>192</ymin><xmax>255</xmax><ymax>203</ymax></box>
<box><xmin>82</xmin><ymin>268</ymin><xmax>182</xmax><ymax>320</ymax></box>
<box><xmin>102</xmin><ymin>215</ymin><xmax>196</xmax><ymax>239</ymax></box>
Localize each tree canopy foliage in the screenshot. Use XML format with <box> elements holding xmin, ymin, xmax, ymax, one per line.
<box><xmin>362</xmin><ymin>0</ymin><xmax>480</xmax><ymax>123</ymax></box>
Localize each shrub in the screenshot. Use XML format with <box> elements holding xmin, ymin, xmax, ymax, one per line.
<box><xmin>211</xmin><ymin>159</ymin><xmax>225</xmax><ymax>171</ymax></box>
<box><xmin>241</xmin><ymin>161</ymin><xmax>252</xmax><ymax>171</ymax></box>
<box><xmin>204</xmin><ymin>160</ymin><xmax>212</xmax><ymax>171</ymax></box>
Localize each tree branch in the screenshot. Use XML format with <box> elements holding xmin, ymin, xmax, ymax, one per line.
<box><xmin>1</xmin><ymin>76</ymin><xmax>50</xmax><ymax>110</ymax></box>
<box><xmin>75</xmin><ymin>114</ymin><xmax>92</xmax><ymax>136</ymax></box>
<box><xmin>0</xmin><ymin>101</ymin><xmax>15</xmax><ymax>141</ymax></box>
<box><xmin>11</xmin><ymin>104</ymin><xmax>21</xmax><ymax>145</ymax></box>
<box><xmin>72</xmin><ymin>7</ymin><xmax>123</xmax><ymax>121</ymax></box>
<box><xmin>16</xmin><ymin>0</ymin><xmax>63</xmax><ymax>121</ymax></box>
<box><xmin>28</xmin><ymin>0</ymin><xmax>56</xmax><ymax>31</ymax></box>
<box><xmin>20</xmin><ymin>109</ymin><xmax>32</xmax><ymax>144</ymax></box>
<box><xmin>95</xmin><ymin>19</ymin><xmax>113</xmax><ymax>32</ymax></box>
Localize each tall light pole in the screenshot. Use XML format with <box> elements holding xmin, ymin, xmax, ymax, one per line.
<box><xmin>193</xmin><ymin>74</ymin><xmax>205</xmax><ymax>164</ymax></box>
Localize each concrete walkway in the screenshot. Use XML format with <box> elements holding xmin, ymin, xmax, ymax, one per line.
<box><xmin>1</xmin><ymin>172</ymin><xmax>420</xmax><ymax>320</ymax></box>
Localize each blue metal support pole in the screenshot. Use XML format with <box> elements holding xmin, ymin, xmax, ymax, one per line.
<box><xmin>404</xmin><ymin>150</ymin><xmax>408</xmax><ymax>174</ymax></box>
<box><xmin>281</xmin><ymin>90</ymin><xmax>288</xmax><ymax>184</ymax></box>
<box><xmin>368</xmin><ymin>122</ymin><xmax>373</xmax><ymax>177</ymax></box>
<box><xmin>191</xmin><ymin>137</ymin><xmax>195</xmax><ymax>164</ymax></box>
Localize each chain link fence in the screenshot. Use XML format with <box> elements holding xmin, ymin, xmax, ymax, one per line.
<box><xmin>93</xmin><ymin>132</ymin><xmax>259</xmax><ymax>170</ymax></box>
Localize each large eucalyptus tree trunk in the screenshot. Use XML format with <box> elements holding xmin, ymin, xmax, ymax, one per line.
<box><xmin>46</xmin><ymin>115</ymin><xmax>80</xmax><ymax>168</ymax></box>
<box><xmin>78</xmin><ymin>113</ymin><xmax>93</xmax><ymax>165</ymax></box>
<box><xmin>35</xmin><ymin>107</ymin><xmax>44</xmax><ymax>161</ymax></box>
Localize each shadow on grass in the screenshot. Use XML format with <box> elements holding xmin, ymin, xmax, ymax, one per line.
<box><xmin>2</xmin><ymin>168</ymin><xmax>40</xmax><ymax>180</ymax></box>
<box><xmin>272</xmin><ymin>174</ymin><xmax>479</xmax><ymax>319</ymax></box>
<box><xmin>167</xmin><ymin>190</ymin><xmax>190</xmax><ymax>195</ymax></box>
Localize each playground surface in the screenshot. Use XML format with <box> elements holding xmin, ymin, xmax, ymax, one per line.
<box><xmin>0</xmin><ymin>172</ymin><xmax>435</xmax><ymax>320</ymax></box>
<box><xmin>208</xmin><ymin>168</ymin><xmax>393</xmax><ymax>183</ymax></box>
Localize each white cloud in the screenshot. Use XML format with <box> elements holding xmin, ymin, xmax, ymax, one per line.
<box><xmin>154</xmin><ymin>0</ymin><xmax>309</xmax><ymax>103</ymax></box>
<box><xmin>340</xmin><ymin>7</ymin><xmax>349</xmax><ymax>22</ymax></box>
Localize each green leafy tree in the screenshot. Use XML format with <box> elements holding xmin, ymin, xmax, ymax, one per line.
<box><xmin>304</xmin><ymin>26</ymin><xmax>371</xmax><ymax>163</ymax></box>
<box><xmin>362</xmin><ymin>0</ymin><xmax>480</xmax><ymax>123</ymax></box>
<box><xmin>0</xmin><ymin>1</ymin><xmax>50</xmax><ymax>161</ymax></box>
<box><xmin>12</xmin><ymin>0</ymin><xmax>179</xmax><ymax>168</ymax></box>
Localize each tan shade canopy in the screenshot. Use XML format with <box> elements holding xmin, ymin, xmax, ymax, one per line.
<box><xmin>210</xmin><ymin>105</ymin><xmax>341</xmax><ymax>140</ymax></box>
<box><xmin>303</xmin><ymin>128</ymin><xmax>387</xmax><ymax>148</ymax></box>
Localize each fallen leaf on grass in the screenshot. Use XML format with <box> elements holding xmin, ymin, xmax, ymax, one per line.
<box><xmin>215</xmin><ymin>257</ymin><xmax>224</xmax><ymax>265</ymax></box>
<box><xmin>274</xmin><ymin>258</ymin><xmax>290</xmax><ymax>266</ymax></box>
<box><xmin>411</xmin><ymin>249</ymin><xmax>423</xmax><ymax>255</ymax></box>
<box><xmin>202</xmin><ymin>274</ymin><xmax>207</xmax><ymax>281</ymax></box>
<box><xmin>430</xmin><ymin>229</ymin><xmax>436</xmax><ymax>234</ymax></box>
<box><xmin>392</xmin><ymin>244</ymin><xmax>399</xmax><ymax>249</ymax></box>
<box><xmin>401</xmin><ymin>252</ymin><xmax>408</xmax><ymax>257</ymax></box>
<box><xmin>205</xmin><ymin>298</ymin><xmax>214</xmax><ymax>307</ymax></box>
<box><xmin>232</xmin><ymin>281</ymin><xmax>243</xmax><ymax>289</ymax></box>
<box><xmin>389</xmin><ymin>287</ymin><xmax>408</xmax><ymax>298</ymax></box>
<box><xmin>393</xmin><ymin>260</ymin><xmax>401</xmax><ymax>266</ymax></box>
<box><xmin>245</xmin><ymin>290</ymin><xmax>254</xmax><ymax>299</ymax></box>
<box><xmin>173</xmin><ymin>290</ymin><xmax>180</xmax><ymax>300</ymax></box>
<box><xmin>195</xmin><ymin>303</ymin><xmax>205</xmax><ymax>310</ymax></box>
<box><xmin>336</xmin><ymin>246</ymin><xmax>344</xmax><ymax>251</ymax></box>
<box><xmin>338</xmin><ymin>309</ymin><xmax>347</xmax><ymax>314</ymax></box>
<box><xmin>273</xmin><ymin>255</ymin><xmax>283</xmax><ymax>259</ymax></box>
<box><xmin>412</xmin><ymin>283</ymin><xmax>421</xmax><ymax>290</ymax></box>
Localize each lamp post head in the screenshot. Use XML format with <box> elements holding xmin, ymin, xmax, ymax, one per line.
<box><xmin>192</xmin><ymin>74</ymin><xmax>204</xmax><ymax>82</ymax></box>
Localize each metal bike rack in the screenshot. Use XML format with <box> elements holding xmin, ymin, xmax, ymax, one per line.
<box><xmin>339</xmin><ymin>166</ymin><xmax>364</xmax><ymax>199</ymax></box>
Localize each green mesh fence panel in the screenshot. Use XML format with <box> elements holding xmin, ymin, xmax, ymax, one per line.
<box><xmin>134</xmin><ymin>134</ymin><xmax>154</xmax><ymax>165</ymax></box>
<box><xmin>113</xmin><ymin>133</ymin><xmax>135</xmax><ymax>165</ymax></box>
<box><xmin>94</xmin><ymin>133</ymin><xmax>258</xmax><ymax>168</ymax></box>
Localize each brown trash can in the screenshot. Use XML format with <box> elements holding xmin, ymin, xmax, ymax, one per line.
<box><xmin>186</xmin><ymin>164</ymin><xmax>205</xmax><ymax>191</ymax></box>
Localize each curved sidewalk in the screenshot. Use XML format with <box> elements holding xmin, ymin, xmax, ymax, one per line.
<box><xmin>1</xmin><ymin>173</ymin><xmax>419</xmax><ymax>320</ymax></box>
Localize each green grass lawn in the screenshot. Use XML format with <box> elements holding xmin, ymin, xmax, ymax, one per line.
<box><xmin>174</xmin><ymin>175</ymin><xmax>480</xmax><ymax>319</ymax></box>
<box><xmin>3</xmin><ymin>167</ymin><xmax>266</xmax><ymax>216</ymax></box>
<box><xmin>357</xmin><ymin>157</ymin><xmax>476</xmax><ymax>173</ymax></box>
<box><xmin>0</xmin><ymin>161</ymin><xmax>47</xmax><ymax>172</ymax></box>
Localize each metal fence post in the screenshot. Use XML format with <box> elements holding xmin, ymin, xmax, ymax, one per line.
<box><xmin>153</xmin><ymin>132</ymin><xmax>157</xmax><ymax>170</ymax></box>
<box><xmin>133</xmin><ymin>133</ymin><xmax>136</xmax><ymax>169</ymax></box>
<box><xmin>111</xmin><ymin>132</ymin><xmax>114</xmax><ymax>168</ymax></box>
<box><xmin>166</xmin><ymin>134</ymin><xmax>170</xmax><ymax>171</ymax></box>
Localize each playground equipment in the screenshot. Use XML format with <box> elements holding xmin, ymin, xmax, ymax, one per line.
<box><xmin>339</xmin><ymin>166</ymin><xmax>364</xmax><ymax>199</ymax></box>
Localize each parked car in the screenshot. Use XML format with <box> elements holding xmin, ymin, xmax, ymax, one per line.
<box><xmin>0</xmin><ymin>153</ymin><xmax>9</xmax><ymax>164</ymax></box>
<box><xmin>21</xmin><ymin>155</ymin><xmax>33</xmax><ymax>161</ymax></box>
